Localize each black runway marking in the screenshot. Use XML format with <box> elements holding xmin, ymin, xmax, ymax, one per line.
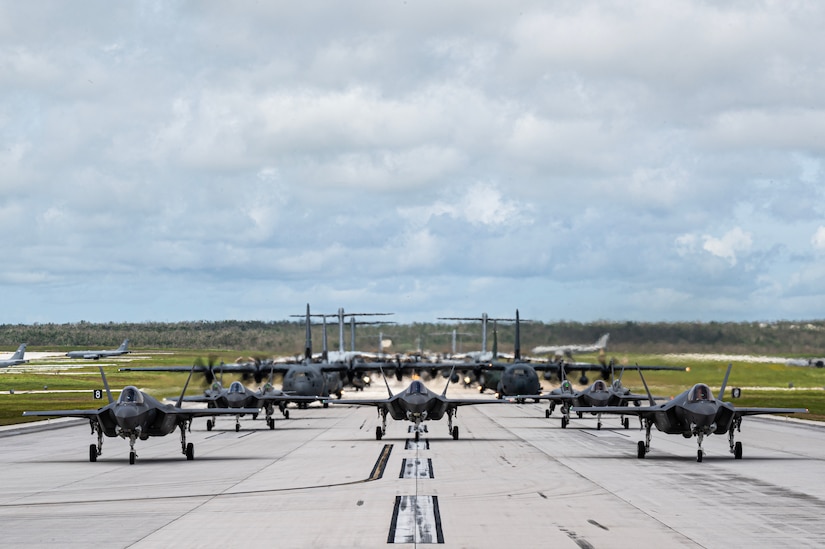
<box><xmin>399</xmin><ymin>458</ymin><xmax>434</xmax><ymax>479</ymax></box>
<box><xmin>369</xmin><ymin>444</ymin><xmax>393</xmax><ymax>481</ymax></box>
<box><xmin>405</xmin><ymin>440</ymin><xmax>430</xmax><ymax>450</ymax></box>
<box><xmin>387</xmin><ymin>495</ymin><xmax>444</xmax><ymax>544</ymax></box>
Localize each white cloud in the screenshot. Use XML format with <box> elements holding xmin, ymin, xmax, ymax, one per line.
<box><xmin>2</xmin><ymin>2</ymin><xmax>825</xmax><ymax>323</ymax></box>
<box><xmin>812</xmin><ymin>227</ymin><xmax>825</xmax><ymax>251</ymax></box>
<box><xmin>702</xmin><ymin>227</ymin><xmax>753</xmax><ymax>266</ymax></box>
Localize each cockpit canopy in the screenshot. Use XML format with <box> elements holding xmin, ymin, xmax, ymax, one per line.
<box><xmin>229</xmin><ymin>381</ymin><xmax>245</xmax><ymax>394</ymax></box>
<box><xmin>688</xmin><ymin>383</ymin><xmax>713</xmax><ymax>402</ymax></box>
<box><xmin>591</xmin><ymin>380</ymin><xmax>607</xmax><ymax>392</ymax></box>
<box><xmin>117</xmin><ymin>386</ymin><xmax>144</xmax><ymax>405</ymax></box>
<box><xmin>561</xmin><ymin>380</ymin><xmax>572</xmax><ymax>391</ymax></box>
<box><xmin>513</xmin><ymin>368</ymin><xmax>527</xmax><ymax>376</ymax></box>
<box><xmin>407</xmin><ymin>380</ymin><xmax>428</xmax><ymax>395</ymax></box>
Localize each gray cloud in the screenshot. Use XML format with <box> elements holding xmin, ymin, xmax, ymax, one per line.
<box><xmin>1</xmin><ymin>1</ymin><xmax>824</xmax><ymax>324</ymax></box>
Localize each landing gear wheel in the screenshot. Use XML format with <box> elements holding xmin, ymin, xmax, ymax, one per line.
<box><xmin>375</xmin><ymin>426</ymin><xmax>383</xmax><ymax>440</ymax></box>
<box><xmin>284</xmin><ymin>409</ymin><xmax>289</xmax><ymax>419</ymax></box>
<box><xmin>545</xmin><ymin>409</ymin><xmax>550</xmax><ymax>418</ymax></box>
<box><xmin>89</xmin><ymin>444</ymin><xmax>97</xmax><ymax>462</ymax></box>
<box><xmin>577</xmin><ymin>412</ymin><xmax>583</xmax><ymax>419</ymax></box>
<box><xmin>235</xmin><ymin>423</ymin><xmax>240</xmax><ymax>432</ymax></box>
<box><xmin>597</xmin><ymin>421</ymin><xmax>602</xmax><ymax>431</ymax></box>
<box><xmin>697</xmin><ymin>449</ymin><xmax>703</xmax><ymax>462</ymax></box>
<box><xmin>561</xmin><ymin>417</ymin><xmax>568</xmax><ymax>429</ymax></box>
<box><xmin>186</xmin><ymin>442</ymin><xmax>194</xmax><ymax>461</ymax></box>
<box><xmin>734</xmin><ymin>441</ymin><xmax>743</xmax><ymax>459</ymax></box>
<box><xmin>206</xmin><ymin>419</ymin><xmax>213</xmax><ymax>431</ymax></box>
<box><xmin>414</xmin><ymin>430</ymin><xmax>420</xmax><ymax>442</ymax></box>
<box><xmin>637</xmin><ymin>441</ymin><xmax>646</xmax><ymax>459</ymax></box>
<box><xmin>252</xmin><ymin>413</ymin><xmax>258</xmax><ymax>420</ymax></box>
<box><xmin>268</xmin><ymin>418</ymin><xmax>274</xmax><ymax>430</ymax></box>
<box><xmin>623</xmin><ymin>418</ymin><xmax>630</xmax><ymax>430</ymax></box>
<box><xmin>452</xmin><ymin>426</ymin><xmax>459</xmax><ymax>440</ymax></box>
<box><xmin>323</xmin><ymin>401</ymin><xmax>329</xmax><ymax>408</ymax></box>
<box><xmin>129</xmin><ymin>451</ymin><xmax>136</xmax><ymax>465</ymax></box>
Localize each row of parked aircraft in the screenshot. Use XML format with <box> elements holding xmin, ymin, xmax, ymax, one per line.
<box><xmin>9</xmin><ymin>305</ymin><xmax>811</xmax><ymax>464</ymax></box>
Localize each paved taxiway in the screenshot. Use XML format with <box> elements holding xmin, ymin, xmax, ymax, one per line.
<box><xmin>2</xmin><ymin>382</ymin><xmax>824</xmax><ymax>548</ymax></box>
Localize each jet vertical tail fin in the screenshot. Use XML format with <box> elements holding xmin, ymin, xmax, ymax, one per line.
<box><xmin>98</xmin><ymin>366</ymin><xmax>114</xmax><ymax>404</ymax></box>
<box><xmin>513</xmin><ymin>310</ymin><xmax>521</xmax><ymax>361</ymax></box>
<box><xmin>595</xmin><ymin>333</ymin><xmax>609</xmax><ymax>350</ymax></box>
<box><xmin>118</xmin><ymin>339</ymin><xmax>129</xmax><ymax>352</ymax></box>
<box><xmin>175</xmin><ymin>365</ymin><xmax>197</xmax><ymax>408</ymax></box>
<box><xmin>717</xmin><ymin>363</ymin><xmax>733</xmax><ymax>401</ymax></box>
<box><xmin>304</xmin><ymin>303</ymin><xmax>313</xmax><ymax>361</ymax></box>
<box><xmin>10</xmin><ymin>344</ymin><xmax>26</xmax><ymax>361</ymax></box>
<box><xmin>636</xmin><ymin>365</ymin><xmax>656</xmax><ymax>406</ymax></box>
<box><xmin>378</xmin><ymin>365</ymin><xmax>394</xmax><ymax>397</ymax></box>
<box><xmin>491</xmin><ymin>321</ymin><xmax>498</xmax><ymax>359</ymax></box>
<box><xmin>442</xmin><ymin>365</ymin><xmax>457</xmax><ymax>396</ymax></box>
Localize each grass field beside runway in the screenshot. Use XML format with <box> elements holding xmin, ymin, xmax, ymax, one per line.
<box><xmin>2</xmin><ymin>350</ymin><xmax>823</xmax><ymax>425</ymax></box>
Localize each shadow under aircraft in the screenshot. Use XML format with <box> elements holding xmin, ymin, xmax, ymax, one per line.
<box><xmin>23</xmin><ymin>366</ymin><xmax>258</xmax><ymax>464</ymax></box>
<box><xmin>333</xmin><ymin>366</ymin><xmax>506</xmax><ymax>441</ymax></box>
<box><xmin>573</xmin><ymin>363</ymin><xmax>808</xmax><ymax>462</ymax></box>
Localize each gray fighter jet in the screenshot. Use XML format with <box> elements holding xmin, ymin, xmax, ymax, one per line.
<box><xmin>0</xmin><ymin>344</ymin><xmax>27</xmax><ymax>367</ymax></box>
<box><xmin>184</xmin><ymin>371</ymin><xmax>319</xmax><ymax>431</ymax></box>
<box><xmin>334</xmin><ymin>367</ymin><xmax>506</xmax><ymax>441</ymax></box>
<box><xmin>538</xmin><ymin>365</ymin><xmax>653</xmax><ymax>429</ymax></box>
<box><xmin>573</xmin><ymin>363</ymin><xmax>808</xmax><ymax>462</ymax></box>
<box><xmin>66</xmin><ymin>339</ymin><xmax>130</xmax><ymax>359</ymax></box>
<box><xmin>22</xmin><ymin>366</ymin><xmax>258</xmax><ymax>464</ymax></box>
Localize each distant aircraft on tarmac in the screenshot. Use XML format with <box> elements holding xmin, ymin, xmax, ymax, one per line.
<box><xmin>66</xmin><ymin>339</ymin><xmax>130</xmax><ymax>360</ymax></box>
<box><xmin>0</xmin><ymin>344</ymin><xmax>28</xmax><ymax>367</ymax></box>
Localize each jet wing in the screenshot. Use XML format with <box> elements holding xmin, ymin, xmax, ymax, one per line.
<box><xmin>181</xmin><ymin>395</ymin><xmax>219</xmax><ymax>403</ymax></box>
<box><xmin>332</xmin><ymin>398</ymin><xmax>393</xmax><ymax>407</ymax></box>
<box><xmin>571</xmin><ymin>405</ymin><xmax>663</xmax><ymax>416</ymax></box>
<box><xmin>259</xmin><ymin>393</ymin><xmax>322</xmax><ymax>404</ymax></box>
<box><xmin>23</xmin><ymin>409</ymin><xmax>103</xmax><ymax>419</ymax></box>
<box><xmin>162</xmin><ymin>406</ymin><xmax>262</xmax><ymax>419</ymax></box>
<box><xmin>446</xmin><ymin>398</ymin><xmax>509</xmax><ymax>407</ymax></box>
<box><xmin>734</xmin><ymin>407</ymin><xmax>808</xmax><ymax>417</ymax></box>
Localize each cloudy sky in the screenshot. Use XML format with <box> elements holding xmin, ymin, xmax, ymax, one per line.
<box><xmin>2</xmin><ymin>1</ymin><xmax>824</xmax><ymax>325</ymax></box>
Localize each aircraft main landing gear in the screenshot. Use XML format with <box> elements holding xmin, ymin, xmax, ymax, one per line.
<box><xmin>376</xmin><ymin>409</ymin><xmax>387</xmax><ymax>440</ymax></box>
<box><xmin>180</xmin><ymin>421</ymin><xmax>194</xmax><ymax>462</ymax></box>
<box><xmin>729</xmin><ymin>418</ymin><xmax>743</xmax><ymax>459</ymax></box>
<box><xmin>89</xmin><ymin>420</ymin><xmax>103</xmax><ymax>462</ymax></box>
<box><xmin>638</xmin><ymin>419</ymin><xmax>652</xmax><ymax>459</ymax></box>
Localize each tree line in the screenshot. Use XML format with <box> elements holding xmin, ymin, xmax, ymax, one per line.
<box><xmin>1</xmin><ymin>319</ymin><xmax>824</xmax><ymax>357</ymax></box>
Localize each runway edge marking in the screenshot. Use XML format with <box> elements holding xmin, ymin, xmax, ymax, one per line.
<box><xmin>369</xmin><ymin>443</ymin><xmax>394</xmax><ymax>481</ymax></box>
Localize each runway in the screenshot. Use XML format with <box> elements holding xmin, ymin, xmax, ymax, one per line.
<box><xmin>2</xmin><ymin>382</ymin><xmax>824</xmax><ymax>548</ymax></box>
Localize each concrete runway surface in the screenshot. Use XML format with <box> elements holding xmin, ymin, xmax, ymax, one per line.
<box><xmin>1</xmin><ymin>382</ymin><xmax>824</xmax><ymax>548</ymax></box>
